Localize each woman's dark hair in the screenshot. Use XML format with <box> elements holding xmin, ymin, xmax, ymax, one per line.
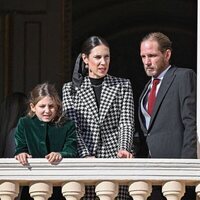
<box><xmin>81</xmin><ymin>36</ymin><xmax>110</xmax><ymax>56</ymax></box>
<box><xmin>0</xmin><ymin>92</ymin><xmax>27</xmax><ymax>157</ymax></box>
<box><xmin>72</xmin><ymin>36</ymin><xmax>110</xmax><ymax>91</ymax></box>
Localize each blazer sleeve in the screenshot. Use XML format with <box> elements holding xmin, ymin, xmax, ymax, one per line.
<box><xmin>62</xmin><ymin>83</ymin><xmax>90</xmax><ymax>157</ymax></box>
<box><xmin>14</xmin><ymin>117</ymin><xmax>29</xmax><ymax>156</ymax></box>
<box><xmin>179</xmin><ymin>69</ymin><xmax>197</xmax><ymax>158</ymax></box>
<box><xmin>118</xmin><ymin>79</ymin><xmax>135</xmax><ymax>152</ymax></box>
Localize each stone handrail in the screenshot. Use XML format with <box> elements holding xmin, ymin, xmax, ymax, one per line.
<box><xmin>0</xmin><ymin>158</ymin><xmax>200</xmax><ymax>200</ymax></box>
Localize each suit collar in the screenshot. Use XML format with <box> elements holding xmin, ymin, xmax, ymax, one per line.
<box><xmin>148</xmin><ymin>66</ymin><xmax>177</xmax><ymax>129</ymax></box>
<box><xmin>139</xmin><ymin>66</ymin><xmax>177</xmax><ymax>132</ymax></box>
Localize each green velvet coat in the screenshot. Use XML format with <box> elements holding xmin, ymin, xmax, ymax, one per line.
<box><xmin>15</xmin><ymin>116</ymin><xmax>77</xmax><ymax>158</ymax></box>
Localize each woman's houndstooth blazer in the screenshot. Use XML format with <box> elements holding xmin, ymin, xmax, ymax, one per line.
<box><xmin>62</xmin><ymin>74</ymin><xmax>135</xmax><ymax>158</ymax></box>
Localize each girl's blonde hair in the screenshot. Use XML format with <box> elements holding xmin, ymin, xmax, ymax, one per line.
<box><xmin>28</xmin><ymin>82</ymin><xmax>63</xmax><ymax>124</ymax></box>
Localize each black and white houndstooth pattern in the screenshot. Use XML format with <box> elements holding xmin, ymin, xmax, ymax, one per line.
<box><xmin>62</xmin><ymin>75</ymin><xmax>134</xmax><ymax>158</ymax></box>
<box><xmin>62</xmin><ymin>75</ymin><xmax>135</xmax><ymax>199</ymax></box>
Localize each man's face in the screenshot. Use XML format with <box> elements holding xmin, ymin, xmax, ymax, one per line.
<box><xmin>140</xmin><ymin>40</ymin><xmax>171</xmax><ymax>78</ymax></box>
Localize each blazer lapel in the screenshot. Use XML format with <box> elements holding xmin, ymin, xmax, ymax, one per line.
<box><xmin>148</xmin><ymin>66</ymin><xmax>177</xmax><ymax>129</ymax></box>
<box><xmin>99</xmin><ymin>75</ymin><xmax>119</xmax><ymax>124</ymax></box>
<box><xmin>76</xmin><ymin>77</ymin><xmax>99</xmax><ymax>122</ymax></box>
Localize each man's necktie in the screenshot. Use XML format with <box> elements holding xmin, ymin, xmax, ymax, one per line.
<box><xmin>148</xmin><ymin>79</ymin><xmax>160</xmax><ymax>115</ymax></box>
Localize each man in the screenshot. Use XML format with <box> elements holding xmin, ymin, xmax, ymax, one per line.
<box><xmin>138</xmin><ymin>32</ymin><xmax>197</xmax><ymax>199</ymax></box>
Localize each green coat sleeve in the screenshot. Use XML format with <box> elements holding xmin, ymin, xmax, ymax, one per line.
<box><xmin>14</xmin><ymin>117</ymin><xmax>29</xmax><ymax>155</ymax></box>
<box><xmin>59</xmin><ymin>120</ymin><xmax>77</xmax><ymax>158</ymax></box>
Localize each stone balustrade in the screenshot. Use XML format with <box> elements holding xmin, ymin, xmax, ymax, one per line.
<box><xmin>0</xmin><ymin>158</ymin><xmax>200</xmax><ymax>200</ymax></box>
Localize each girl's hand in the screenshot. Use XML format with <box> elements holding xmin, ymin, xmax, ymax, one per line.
<box><xmin>15</xmin><ymin>153</ymin><xmax>32</xmax><ymax>165</ymax></box>
<box><xmin>117</xmin><ymin>150</ymin><xmax>134</xmax><ymax>158</ymax></box>
<box><xmin>45</xmin><ymin>152</ymin><xmax>62</xmax><ymax>163</ymax></box>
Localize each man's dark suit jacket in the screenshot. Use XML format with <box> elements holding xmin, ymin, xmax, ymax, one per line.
<box><xmin>138</xmin><ymin>66</ymin><xmax>197</xmax><ymax>158</ymax></box>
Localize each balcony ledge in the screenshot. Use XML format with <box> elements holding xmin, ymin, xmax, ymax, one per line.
<box><xmin>0</xmin><ymin>158</ymin><xmax>199</xmax><ymax>185</ymax></box>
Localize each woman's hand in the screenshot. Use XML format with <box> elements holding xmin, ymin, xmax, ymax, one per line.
<box><xmin>15</xmin><ymin>153</ymin><xmax>32</xmax><ymax>165</ymax></box>
<box><xmin>117</xmin><ymin>150</ymin><xmax>134</xmax><ymax>158</ymax></box>
<box><xmin>84</xmin><ymin>156</ymin><xmax>95</xmax><ymax>158</ymax></box>
<box><xmin>45</xmin><ymin>152</ymin><xmax>62</xmax><ymax>164</ymax></box>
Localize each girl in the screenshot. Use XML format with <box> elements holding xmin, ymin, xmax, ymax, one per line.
<box><xmin>15</xmin><ymin>83</ymin><xmax>77</xmax><ymax>200</ymax></box>
<box><xmin>15</xmin><ymin>82</ymin><xmax>77</xmax><ymax>165</ymax></box>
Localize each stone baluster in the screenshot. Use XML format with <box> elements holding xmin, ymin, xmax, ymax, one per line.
<box><xmin>195</xmin><ymin>184</ymin><xmax>200</xmax><ymax>199</ymax></box>
<box><xmin>0</xmin><ymin>181</ymin><xmax>19</xmax><ymax>200</ymax></box>
<box><xmin>162</xmin><ymin>181</ymin><xmax>185</xmax><ymax>200</ymax></box>
<box><xmin>95</xmin><ymin>181</ymin><xmax>119</xmax><ymax>200</ymax></box>
<box><xmin>129</xmin><ymin>181</ymin><xmax>152</xmax><ymax>200</ymax></box>
<box><xmin>62</xmin><ymin>181</ymin><xmax>85</xmax><ymax>200</ymax></box>
<box><xmin>29</xmin><ymin>182</ymin><xmax>53</xmax><ymax>200</ymax></box>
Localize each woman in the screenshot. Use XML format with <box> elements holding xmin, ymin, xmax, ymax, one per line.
<box><xmin>62</xmin><ymin>36</ymin><xmax>135</xmax><ymax>199</ymax></box>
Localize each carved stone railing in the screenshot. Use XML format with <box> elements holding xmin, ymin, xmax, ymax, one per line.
<box><xmin>0</xmin><ymin>158</ymin><xmax>200</xmax><ymax>200</ymax></box>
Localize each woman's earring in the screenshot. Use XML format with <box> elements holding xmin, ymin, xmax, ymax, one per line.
<box><xmin>85</xmin><ymin>64</ymin><xmax>88</xmax><ymax>68</ymax></box>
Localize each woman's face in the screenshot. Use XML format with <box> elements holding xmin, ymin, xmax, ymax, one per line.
<box><xmin>30</xmin><ymin>96</ymin><xmax>57</xmax><ymax>122</ymax></box>
<box><xmin>82</xmin><ymin>44</ymin><xmax>110</xmax><ymax>79</ymax></box>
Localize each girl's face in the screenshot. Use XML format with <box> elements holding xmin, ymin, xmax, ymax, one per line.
<box><xmin>30</xmin><ymin>96</ymin><xmax>57</xmax><ymax>122</ymax></box>
<box><xmin>82</xmin><ymin>44</ymin><xmax>110</xmax><ymax>79</ymax></box>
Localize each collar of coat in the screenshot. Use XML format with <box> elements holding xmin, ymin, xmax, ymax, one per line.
<box><xmin>74</xmin><ymin>74</ymin><xmax>125</xmax><ymax>123</ymax></box>
<box><xmin>80</xmin><ymin>74</ymin><xmax>120</xmax><ymax>88</ymax></box>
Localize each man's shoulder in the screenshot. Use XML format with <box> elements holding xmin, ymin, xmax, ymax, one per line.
<box><xmin>168</xmin><ymin>66</ymin><xmax>196</xmax><ymax>86</ymax></box>
<box><xmin>172</xmin><ymin>66</ymin><xmax>196</xmax><ymax>75</ymax></box>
